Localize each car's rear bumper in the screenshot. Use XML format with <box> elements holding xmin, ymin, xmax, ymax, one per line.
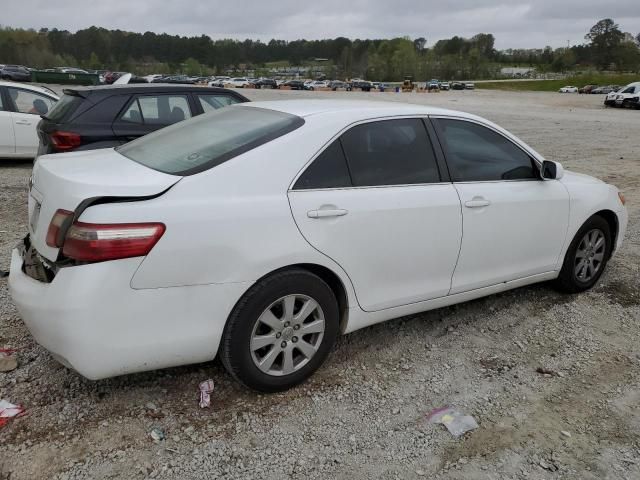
<box><xmin>9</xmin><ymin>246</ymin><xmax>250</xmax><ymax>379</ymax></box>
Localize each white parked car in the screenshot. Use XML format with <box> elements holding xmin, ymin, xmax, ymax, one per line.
<box><xmin>613</xmin><ymin>82</ymin><xmax>640</xmax><ymax>108</ymax></box>
<box><xmin>229</xmin><ymin>77</ymin><xmax>250</xmax><ymax>88</ymax></box>
<box><xmin>559</xmin><ymin>86</ymin><xmax>578</xmax><ymax>93</ymax></box>
<box><xmin>9</xmin><ymin>100</ymin><xmax>628</xmax><ymax>392</ymax></box>
<box><xmin>0</xmin><ymin>81</ymin><xmax>58</xmax><ymax>158</ymax></box>
<box><xmin>308</xmin><ymin>80</ymin><xmax>329</xmax><ymax>90</ymax></box>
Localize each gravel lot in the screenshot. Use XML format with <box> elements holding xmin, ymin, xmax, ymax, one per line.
<box><xmin>1</xmin><ymin>88</ymin><xmax>639</xmax><ymax>480</ymax></box>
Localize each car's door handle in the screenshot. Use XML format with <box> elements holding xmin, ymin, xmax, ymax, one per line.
<box><xmin>464</xmin><ymin>198</ymin><xmax>491</xmax><ymax>208</ymax></box>
<box><xmin>15</xmin><ymin>119</ymin><xmax>32</xmax><ymax>125</ymax></box>
<box><xmin>307</xmin><ymin>209</ymin><xmax>348</xmax><ymax>218</ymax></box>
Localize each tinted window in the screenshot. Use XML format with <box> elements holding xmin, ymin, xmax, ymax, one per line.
<box><xmin>434</xmin><ymin>119</ymin><xmax>537</xmax><ymax>182</ymax></box>
<box><xmin>7</xmin><ymin>87</ymin><xmax>56</xmax><ymax>115</ymax></box>
<box><xmin>117</xmin><ymin>106</ymin><xmax>304</xmax><ymax>176</ymax></box>
<box><xmin>197</xmin><ymin>94</ymin><xmax>241</xmax><ymax>113</ymax></box>
<box><xmin>294</xmin><ymin>140</ymin><xmax>351</xmax><ymax>190</ymax></box>
<box><xmin>340</xmin><ymin>118</ymin><xmax>440</xmax><ymax>186</ymax></box>
<box><xmin>0</xmin><ymin>91</ymin><xmax>3</xmax><ymax>110</ymax></box>
<box><xmin>119</xmin><ymin>95</ymin><xmax>192</xmax><ymax>125</ymax></box>
<box><xmin>44</xmin><ymin>94</ymin><xmax>81</xmax><ymax>122</ymax></box>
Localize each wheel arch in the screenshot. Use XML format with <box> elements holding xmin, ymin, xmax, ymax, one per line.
<box><xmin>593</xmin><ymin>209</ymin><xmax>619</xmax><ymax>256</ymax></box>
<box><xmin>231</xmin><ymin>263</ymin><xmax>351</xmax><ymax>335</ymax></box>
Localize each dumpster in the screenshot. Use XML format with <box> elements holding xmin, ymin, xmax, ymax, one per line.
<box><xmin>30</xmin><ymin>71</ymin><xmax>100</xmax><ymax>86</ymax></box>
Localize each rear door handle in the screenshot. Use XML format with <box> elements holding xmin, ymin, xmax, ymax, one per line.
<box><xmin>464</xmin><ymin>198</ymin><xmax>491</xmax><ymax>208</ymax></box>
<box><xmin>15</xmin><ymin>119</ymin><xmax>32</xmax><ymax>125</ymax></box>
<box><xmin>307</xmin><ymin>209</ymin><xmax>348</xmax><ymax>218</ymax></box>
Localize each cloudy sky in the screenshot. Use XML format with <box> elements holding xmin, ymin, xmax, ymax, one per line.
<box><xmin>3</xmin><ymin>0</ymin><xmax>639</xmax><ymax>49</ymax></box>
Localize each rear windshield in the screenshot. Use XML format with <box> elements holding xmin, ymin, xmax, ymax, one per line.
<box><xmin>45</xmin><ymin>94</ymin><xmax>83</xmax><ymax>122</ymax></box>
<box><xmin>117</xmin><ymin>106</ymin><xmax>304</xmax><ymax>176</ymax></box>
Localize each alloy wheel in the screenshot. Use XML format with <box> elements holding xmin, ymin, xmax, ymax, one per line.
<box><xmin>250</xmin><ymin>294</ymin><xmax>325</xmax><ymax>376</ymax></box>
<box><xmin>574</xmin><ymin>229</ymin><xmax>606</xmax><ymax>282</ymax></box>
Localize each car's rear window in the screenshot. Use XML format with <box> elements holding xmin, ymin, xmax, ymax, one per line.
<box><xmin>117</xmin><ymin>106</ymin><xmax>304</xmax><ymax>176</ymax></box>
<box><xmin>45</xmin><ymin>94</ymin><xmax>83</xmax><ymax>122</ymax></box>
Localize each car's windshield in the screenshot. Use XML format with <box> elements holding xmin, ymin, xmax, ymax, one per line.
<box><xmin>117</xmin><ymin>106</ymin><xmax>304</xmax><ymax>176</ymax></box>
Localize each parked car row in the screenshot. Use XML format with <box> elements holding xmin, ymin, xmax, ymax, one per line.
<box><xmin>604</xmin><ymin>82</ymin><xmax>640</xmax><ymax>109</ymax></box>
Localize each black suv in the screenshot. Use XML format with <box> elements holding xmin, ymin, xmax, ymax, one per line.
<box><xmin>37</xmin><ymin>84</ymin><xmax>249</xmax><ymax>154</ymax></box>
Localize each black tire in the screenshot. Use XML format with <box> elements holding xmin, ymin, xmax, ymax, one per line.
<box><xmin>553</xmin><ymin>215</ymin><xmax>612</xmax><ymax>293</ymax></box>
<box><xmin>220</xmin><ymin>268</ymin><xmax>339</xmax><ymax>392</ymax></box>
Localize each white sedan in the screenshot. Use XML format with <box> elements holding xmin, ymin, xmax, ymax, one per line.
<box><xmin>9</xmin><ymin>100</ymin><xmax>628</xmax><ymax>392</ymax></box>
<box><xmin>0</xmin><ymin>81</ymin><xmax>58</xmax><ymax>158</ymax></box>
<box><xmin>559</xmin><ymin>86</ymin><xmax>578</xmax><ymax>93</ymax></box>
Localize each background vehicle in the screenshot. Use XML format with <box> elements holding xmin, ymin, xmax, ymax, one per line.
<box><xmin>612</xmin><ymin>82</ymin><xmax>640</xmax><ymax>108</ymax></box>
<box><xmin>104</xmin><ymin>71</ymin><xmax>126</xmax><ymax>84</ymax></box>
<box><xmin>281</xmin><ymin>80</ymin><xmax>305</xmax><ymax>90</ymax></box>
<box><xmin>451</xmin><ymin>81</ymin><xmax>465</xmax><ymax>90</ymax></box>
<box><xmin>0</xmin><ymin>65</ymin><xmax>31</xmax><ymax>82</ymax></box>
<box><xmin>253</xmin><ymin>78</ymin><xmax>278</xmax><ymax>89</ymax></box>
<box><xmin>10</xmin><ymin>100</ymin><xmax>627</xmax><ymax>392</ymax></box>
<box><xmin>428</xmin><ymin>79</ymin><xmax>440</xmax><ymax>91</ymax></box>
<box><xmin>0</xmin><ymin>81</ymin><xmax>58</xmax><ymax>158</ymax></box>
<box><xmin>579</xmin><ymin>84</ymin><xmax>597</xmax><ymax>94</ymax></box>
<box><xmin>151</xmin><ymin>75</ymin><xmax>195</xmax><ymax>85</ymax></box>
<box><xmin>307</xmin><ymin>80</ymin><xmax>329</xmax><ymax>90</ymax></box>
<box><xmin>464</xmin><ymin>82</ymin><xmax>475</xmax><ymax>90</ymax></box>
<box><xmin>229</xmin><ymin>77</ymin><xmax>250</xmax><ymax>88</ymax></box>
<box><xmin>56</xmin><ymin>67</ymin><xmax>88</xmax><ymax>74</ymax></box>
<box><xmin>348</xmin><ymin>80</ymin><xmax>373</xmax><ymax>91</ymax></box>
<box><xmin>329</xmin><ymin>80</ymin><xmax>347</xmax><ymax>90</ymax></box>
<box><xmin>440</xmin><ymin>81</ymin><xmax>450</xmax><ymax>91</ymax></box>
<box><xmin>36</xmin><ymin>84</ymin><xmax>248</xmax><ymax>155</ymax></box>
<box><xmin>559</xmin><ymin>86</ymin><xmax>578</xmax><ymax>93</ymax></box>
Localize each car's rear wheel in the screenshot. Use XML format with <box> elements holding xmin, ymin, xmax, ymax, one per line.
<box><xmin>554</xmin><ymin>215</ymin><xmax>612</xmax><ymax>293</ymax></box>
<box><xmin>220</xmin><ymin>269</ymin><xmax>339</xmax><ymax>392</ymax></box>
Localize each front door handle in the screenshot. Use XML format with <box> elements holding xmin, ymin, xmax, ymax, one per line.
<box><xmin>464</xmin><ymin>197</ymin><xmax>491</xmax><ymax>208</ymax></box>
<box><xmin>307</xmin><ymin>209</ymin><xmax>348</xmax><ymax>218</ymax></box>
<box><xmin>15</xmin><ymin>119</ymin><xmax>32</xmax><ymax>125</ymax></box>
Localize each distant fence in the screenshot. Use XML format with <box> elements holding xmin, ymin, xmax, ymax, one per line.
<box><xmin>30</xmin><ymin>71</ymin><xmax>100</xmax><ymax>85</ymax></box>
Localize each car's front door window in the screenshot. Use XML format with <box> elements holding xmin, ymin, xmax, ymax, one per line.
<box><xmin>433</xmin><ymin>118</ymin><xmax>537</xmax><ymax>182</ymax></box>
<box><xmin>7</xmin><ymin>87</ymin><xmax>56</xmax><ymax>116</ymax></box>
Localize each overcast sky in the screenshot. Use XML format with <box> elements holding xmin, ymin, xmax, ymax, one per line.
<box><xmin>3</xmin><ymin>0</ymin><xmax>639</xmax><ymax>49</ymax></box>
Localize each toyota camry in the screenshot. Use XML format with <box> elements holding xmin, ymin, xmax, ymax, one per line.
<box><xmin>9</xmin><ymin>100</ymin><xmax>628</xmax><ymax>392</ymax></box>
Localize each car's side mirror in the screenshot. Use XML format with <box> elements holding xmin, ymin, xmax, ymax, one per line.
<box><xmin>541</xmin><ymin>160</ymin><xmax>564</xmax><ymax>180</ymax></box>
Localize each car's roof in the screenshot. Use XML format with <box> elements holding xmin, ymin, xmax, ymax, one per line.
<box><xmin>64</xmin><ymin>84</ymin><xmax>242</xmax><ymax>96</ymax></box>
<box><xmin>0</xmin><ymin>80</ymin><xmax>59</xmax><ymax>98</ymax></box>
<box><xmin>241</xmin><ymin>99</ymin><xmax>473</xmax><ymax>120</ymax></box>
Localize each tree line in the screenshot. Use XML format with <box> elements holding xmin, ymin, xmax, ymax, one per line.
<box><xmin>0</xmin><ymin>19</ymin><xmax>638</xmax><ymax>80</ymax></box>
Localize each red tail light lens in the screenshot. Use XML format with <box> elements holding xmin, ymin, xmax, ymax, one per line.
<box><xmin>62</xmin><ymin>222</ymin><xmax>165</xmax><ymax>262</ymax></box>
<box><xmin>50</xmin><ymin>131</ymin><xmax>81</xmax><ymax>152</ymax></box>
<box><xmin>46</xmin><ymin>209</ymin><xmax>74</xmax><ymax>247</ymax></box>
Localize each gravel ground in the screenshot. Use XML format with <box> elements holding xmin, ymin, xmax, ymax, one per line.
<box><xmin>1</xmin><ymin>88</ymin><xmax>639</xmax><ymax>480</ymax></box>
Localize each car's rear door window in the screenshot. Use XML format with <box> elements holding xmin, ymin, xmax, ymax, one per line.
<box><xmin>119</xmin><ymin>95</ymin><xmax>192</xmax><ymax>125</ymax></box>
<box><xmin>117</xmin><ymin>106</ymin><xmax>304</xmax><ymax>176</ymax></box>
<box><xmin>294</xmin><ymin>140</ymin><xmax>352</xmax><ymax>189</ymax></box>
<box><xmin>340</xmin><ymin>118</ymin><xmax>441</xmax><ymax>186</ymax></box>
<box><xmin>44</xmin><ymin>94</ymin><xmax>81</xmax><ymax>122</ymax></box>
<box><xmin>196</xmin><ymin>94</ymin><xmax>242</xmax><ymax>113</ymax></box>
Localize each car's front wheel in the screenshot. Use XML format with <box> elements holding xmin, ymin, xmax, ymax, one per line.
<box><xmin>220</xmin><ymin>269</ymin><xmax>339</xmax><ymax>392</ymax></box>
<box><xmin>554</xmin><ymin>215</ymin><xmax>612</xmax><ymax>293</ymax></box>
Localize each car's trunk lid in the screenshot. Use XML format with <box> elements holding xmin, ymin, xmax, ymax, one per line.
<box><xmin>29</xmin><ymin>148</ymin><xmax>181</xmax><ymax>262</ymax></box>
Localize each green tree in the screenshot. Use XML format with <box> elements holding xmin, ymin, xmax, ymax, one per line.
<box><xmin>183</xmin><ymin>57</ymin><xmax>202</xmax><ymax>75</ymax></box>
<box><xmin>585</xmin><ymin>18</ymin><xmax>624</xmax><ymax>69</ymax></box>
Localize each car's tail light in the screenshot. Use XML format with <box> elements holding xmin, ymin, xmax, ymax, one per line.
<box><xmin>46</xmin><ymin>209</ymin><xmax>74</xmax><ymax>247</ymax></box>
<box><xmin>50</xmin><ymin>131</ymin><xmax>81</xmax><ymax>152</ymax></box>
<box><xmin>62</xmin><ymin>222</ymin><xmax>165</xmax><ymax>262</ymax></box>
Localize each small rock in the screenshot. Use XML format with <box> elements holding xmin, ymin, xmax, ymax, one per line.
<box><xmin>150</xmin><ymin>427</ymin><xmax>165</xmax><ymax>442</ymax></box>
<box><xmin>561</xmin><ymin>430</ymin><xmax>571</xmax><ymax>438</ymax></box>
<box><xmin>416</xmin><ymin>469</ymin><xmax>425</xmax><ymax>476</ymax></box>
<box><xmin>0</xmin><ymin>353</ymin><xmax>18</xmax><ymax>372</ymax></box>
